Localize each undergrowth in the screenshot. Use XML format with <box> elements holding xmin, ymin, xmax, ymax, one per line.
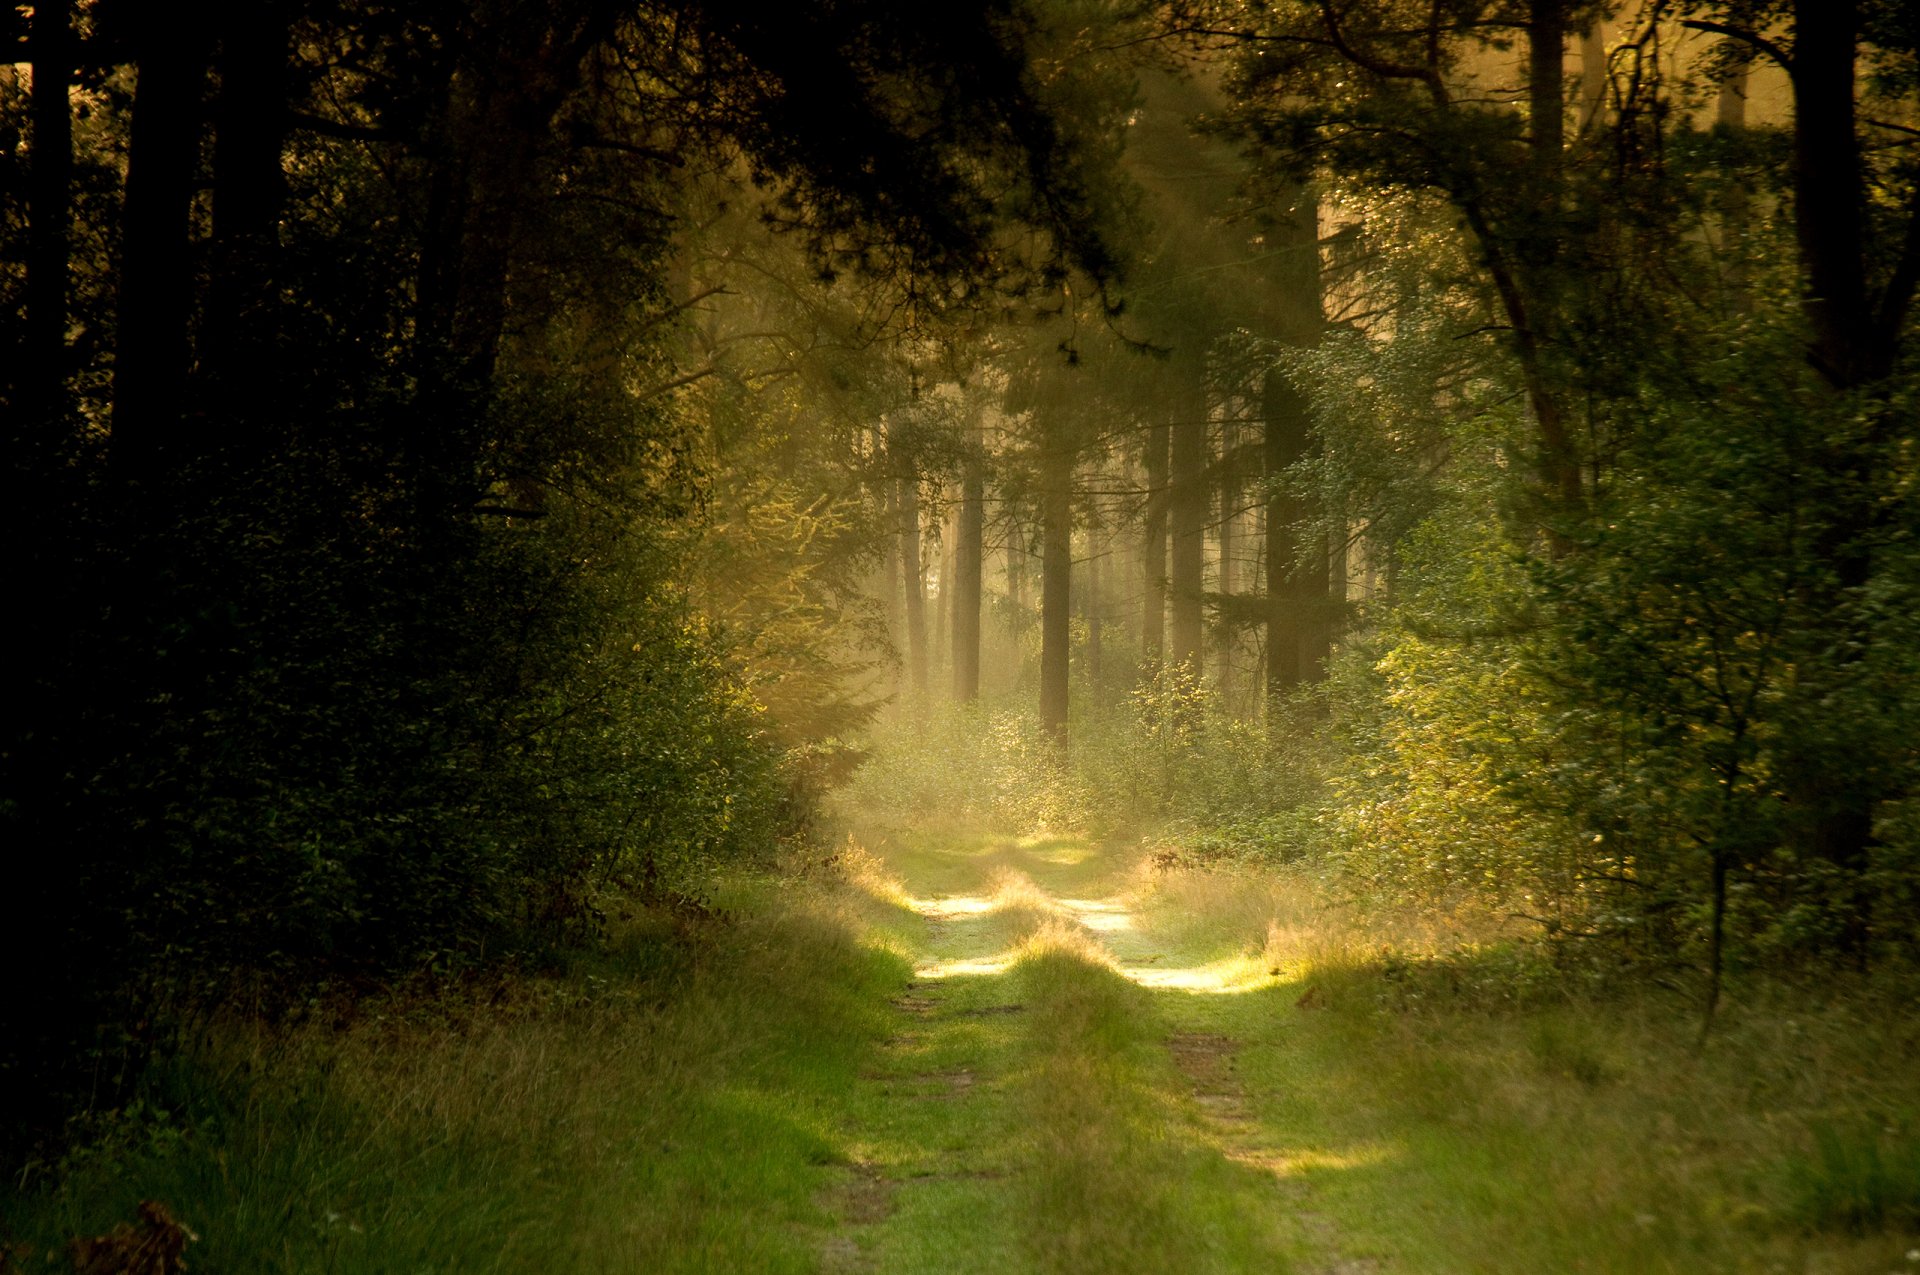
<box><xmin>0</xmin><ymin>867</ymin><xmax>913</xmax><ymax>1273</ymax></box>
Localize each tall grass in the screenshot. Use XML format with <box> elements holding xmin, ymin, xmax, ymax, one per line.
<box><xmin>0</xmin><ymin>877</ymin><xmax>915</xmax><ymax>1273</ymax></box>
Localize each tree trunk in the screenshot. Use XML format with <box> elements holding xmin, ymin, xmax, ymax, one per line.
<box><xmin>878</xmin><ymin>457</ymin><xmax>900</xmax><ymax>684</ymax></box>
<box><xmin>1039</xmin><ymin>437</ymin><xmax>1072</xmax><ymax>744</ymax></box>
<box><xmin>1525</xmin><ymin>0</ymin><xmax>1581</xmax><ymax>517</ymax></box>
<box><xmin>1217</xmin><ymin>417</ymin><xmax>1239</xmax><ymax>702</ymax></box>
<box><xmin>1791</xmin><ymin>0</ymin><xmax>1871</xmax><ymax>386</ymax></box>
<box><xmin>112</xmin><ymin>17</ymin><xmax>209</xmax><ymax>477</ymax></box>
<box><xmin>1265</xmin><ymin>369</ymin><xmax>1311</xmax><ymax>700</ymax></box>
<box><xmin>24</xmin><ymin>0</ymin><xmax>73</xmax><ymax>431</ymax></box>
<box><xmin>952</xmin><ymin>422</ymin><xmax>984</xmax><ymax>701</ymax></box>
<box><xmin>1578</xmin><ymin>21</ymin><xmax>1607</xmax><ymax>131</ymax></box>
<box><xmin>1141</xmin><ymin>418</ymin><xmax>1169</xmax><ymax>667</ymax></box>
<box><xmin>1169</xmin><ymin>373</ymin><xmax>1207</xmax><ymax>673</ymax></box>
<box><xmin>1716</xmin><ymin>53</ymin><xmax>1752</xmax><ymax>306</ymax></box>
<box><xmin>935</xmin><ymin>500</ymin><xmax>955</xmax><ymax>683</ymax></box>
<box><xmin>200</xmin><ymin>4</ymin><xmax>289</xmax><ymax>440</ymax></box>
<box><xmin>410</xmin><ymin>13</ymin><xmax>613</xmax><ymax>520</ymax></box>
<box><xmin>1299</xmin><ymin>521</ymin><xmax>1332</xmax><ymax>680</ymax></box>
<box><xmin>1006</xmin><ymin>515</ymin><xmax>1027</xmax><ymax>690</ymax></box>
<box><xmin>1529</xmin><ymin>0</ymin><xmax>1566</xmax><ymax>188</ymax></box>
<box><xmin>1783</xmin><ymin>0</ymin><xmax>1882</xmax><ymax>962</ymax></box>
<box><xmin>899</xmin><ymin>471</ymin><xmax>928</xmax><ymax>698</ymax></box>
<box><xmin>1086</xmin><ymin>523</ymin><xmax>1103</xmax><ymax>694</ymax></box>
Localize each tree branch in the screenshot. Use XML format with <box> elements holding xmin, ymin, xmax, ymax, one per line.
<box><xmin>285</xmin><ymin>111</ymin><xmax>409</xmax><ymax>145</ymax></box>
<box><xmin>1678</xmin><ymin>20</ymin><xmax>1793</xmax><ymax>76</ymax></box>
<box><xmin>1316</xmin><ymin>0</ymin><xmax>1452</xmax><ymax>105</ymax></box>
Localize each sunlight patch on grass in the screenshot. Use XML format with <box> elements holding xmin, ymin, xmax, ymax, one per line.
<box><xmin>1222</xmin><ymin>1142</ymin><xmax>1399</xmax><ymax>1179</ymax></box>
<box><xmin>1125</xmin><ymin>952</ymin><xmax>1278</xmax><ymax>995</ymax></box>
<box><xmin>1056</xmin><ymin>897</ymin><xmax>1134</xmax><ymax>932</ymax></box>
<box><xmin>911</xmin><ymin>952</ymin><xmax>1021</xmax><ymax>980</ymax></box>
<box><xmin>902</xmin><ymin>894</ymin><xmax>999</xmax><ymax>918</ymax></box>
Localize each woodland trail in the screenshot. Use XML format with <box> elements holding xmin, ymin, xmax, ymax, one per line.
<box><xmin>812</xmin><ymin>830</ymin><xmax>1384</xmax><ymax>1274</ymax></box>
<box><xmin>10</xmin><ymin>826</ymin><xmax>1908</xmax><ymax>1271</ymax></box>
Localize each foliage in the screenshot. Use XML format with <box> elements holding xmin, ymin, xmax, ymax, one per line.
<box><xmin>0</xmin><ymin>0</ymin><xmax>1127</xmax><ymax>1155</ymax></box>
<box><xmin>1782</xmin><ymin>1120</ymin><xmax>1920</xmax><ymax>1236</ymax></box>
<box><xmin>838</xmin><ymin>675</ymin><xmax>1321</xmax><ymax>858</ymax></box>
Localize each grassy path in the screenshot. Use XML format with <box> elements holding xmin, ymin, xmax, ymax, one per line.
<box><xmin>805</xmin><ymin>828</ymin><xmax>1919</xmax><ymax>1275</ymax></box>
<box><xmin>819</xmin><ymin>830</ymin><xmax>1327</xmax><ymax>1274</ymax></box>
<box><xmin>8</xmin><ymin>825</ymin><xmax>1917</xmax><ymax>1271</ymax></box>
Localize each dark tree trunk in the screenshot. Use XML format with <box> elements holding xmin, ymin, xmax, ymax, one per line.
<box><xmin>410</xmin><ymin>14</ymin><xmax>613</xmax><ymax>521</ymax></box>
<box><xmin>1524</xmin><ymin>0</ymin><xmax>1581</xmax><ymax>519</ymax></box>
<box><xmin>1300</xmin><ymin>521</ymin><xmax>1332</xmax><ymax>679</ymax></box>
<box><xmin>1792</xmin><ymin>0</ymin><xmax>1871</xmax><ymax>386</ymax></box>
<box><xmin>24</xmin><ymin>0</ymin><xmax>73</xmax><ymax>431</ymax></box>
<box><xmin>1217</xmin><ymin>417</ymin><xmax>1239</xmax><ymax>700</ymax></box>
<box><xmin>112</xmin><ymin>18</ymin><xmax>210</xmax><ymax>477</ymax></box>
<box><xmin>952</xmin><ymin>425</ymin><xmax>984</xmax><ymax>701</ymax></box>
<box><xmin>200</xmin><ymin>4</ymin><xmax>290</xmax><ymax>441</ymax></box>
<box><xmin>1783</xmin><ymin>0</ymin><xmax>1885</xmax><ymax>961</ymax></box>
<box><xmin>1039</xmin><ymin>437</ymin><xmax>1072</xmax><ymax>744</ymax></box>
<box><xmin>1264</xmin><ymin>370</ymin><xmax>1312</xmax><ymax>700</ymax></box>
<box><xmin>1169</xmin><ymin>373</ymin><xmax>1207</xmax><ymax>673</ymax></box>
<box><xmin>1141</xmin><ymin>418</ymin><xmax>1169</xmax><ymax>666</ymax></box>
<box><xmin>1529</xmin><ymin>0</ymin><xmax>1566</xmax><ymax>188</ymax></box>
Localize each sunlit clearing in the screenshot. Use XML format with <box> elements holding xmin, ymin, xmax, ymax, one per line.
<box><xmin>1124</xmin><ymin>953</ymin><xmax>1276</xmax><ymax>995</ymax></box>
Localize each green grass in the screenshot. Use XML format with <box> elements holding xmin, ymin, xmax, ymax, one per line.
<box><xmin>7</xmin><ymin>828</ymin><xmax>1919</xmax><ymax>1273</ymax></box>
<box><xmin>0</xmin><ymin>879</ymin><xmax>918</xmax><ymax>1273</ymax></box>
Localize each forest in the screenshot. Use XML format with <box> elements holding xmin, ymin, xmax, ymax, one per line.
<box><xmin>3</xmin><ymin>0</ymin><xmax>1918</xmax><ymax>1270</ymax></box>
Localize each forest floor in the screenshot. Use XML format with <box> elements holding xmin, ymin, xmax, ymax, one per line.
<box><xmin>6</xmin><ymin>826</ymin><xmax>1919</xmax><ymax>1272</ymax></box>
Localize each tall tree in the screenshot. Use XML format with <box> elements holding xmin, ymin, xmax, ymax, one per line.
<box><xmin>1168</xmin><ymin>368</ymin><xmax>1207</xmax><ymax>671</ymax></box>
<box><xmin>953</xmin><ymin>415</ymin><xmax>986</xmax><ymax>701</ymax></box>
<box><xmin>899</xmin><ymin>463</ymin><xmax>930</xmax><ymax>697</ymax></box>
<box><xmin>1039</xmin><ymin>428</ymin><xmax>1074</xmax><ymax>741</ymax></box>
<box><xmin>1141</xmin><ymin>417</ymin><xmax>1169</xmax><ymax>665</ymax></box>
<box><xmin>22</xmin><ymin>0</ymin><xmax>73</xmax><ymax>432</ymax></box>
<box><xmin>110</xmin><ymin>9</ymin><xmax>208</xmax><ymax>475</ymax></box>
